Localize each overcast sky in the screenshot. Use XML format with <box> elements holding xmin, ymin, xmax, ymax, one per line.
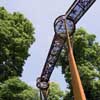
<box><xmin>0</xmin><ymin>0</ymin><xmax>100</xmax><ymax>90</ymax></box>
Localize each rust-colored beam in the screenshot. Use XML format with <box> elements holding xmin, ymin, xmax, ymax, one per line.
<box><xmin>68</xmin><ymin>42</ymin><xmax>86</xmax><ymax>100</ymax></box>
<box><xmin>64</xmin><ymin>19</ymin><xmax>86</xmax><ymax>100</ymax></box>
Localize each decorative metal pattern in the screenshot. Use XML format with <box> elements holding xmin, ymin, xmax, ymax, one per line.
<box><xmin>54</xmin><ymin>15</ymin><xmax>75</xmax><ymax>36</ymax></box>
<box><xmin>36</xmin><ymin>33</ymin><xmax>66</xmax><ymax>90</ymax></box>
<box><xmin>36</xmin><ymin>0</ymin><xmax>96</xmax><ymax>91</ymax></box>
<box><xmin>66</xmin><ymin>0</ymin><xmax>96</xmax><ymax>23</ymax></box>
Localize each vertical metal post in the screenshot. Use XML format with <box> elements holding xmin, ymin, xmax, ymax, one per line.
<box><xmin>64</xmin><ymin>19</ymin><xmax>86</xmax><ymax>100</ymax></box>
<box><xmin>40</xmin><ymin>90</ymin><xmax>48</xmax><ymax>100</ymax></box>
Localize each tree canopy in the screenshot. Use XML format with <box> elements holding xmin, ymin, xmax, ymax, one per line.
<box><xmin>0</xmin><ymin>7</ymin><xmax>35</xmax><ymax>82</ymax></box>
<box><xmin>1</xmin><ymin>5</ymin><xmax>100</xmax><ymax>100</ymax></box>
<box><xmin>0</xmin><ymin>77</ymin><xmax>39</xmax><ymax>100</ymax></box>
<box><xmin>48</xmin><ymin>82</ymin><xmax>64</xmax><ymax>100</ymax></box>
<box><xmin>57</xmin><ymin>28</ymin><xmax>100</xmax><ymax>100</ymax></box>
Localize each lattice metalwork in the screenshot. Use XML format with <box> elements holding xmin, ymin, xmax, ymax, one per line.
<box><xmin>36</xmin><ymin>33</ymin><xmax>65</xmax><ymax>90</ymax></box>
<box><xmin>36</xmin><ymin>0</ymin><xmax>96</xmax><ymax>94</ymax></box>
<box><xmin>66</xmin><ymin>0</ymin><xmax>96</xmax><ymax>23</ymax></box>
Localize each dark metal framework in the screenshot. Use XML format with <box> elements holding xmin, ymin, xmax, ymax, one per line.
<box><xmin>65</xmin><ymin>0</ymin><xmax>96</xmax><ymax>24</ymax></box>
<box><xmin>36</xmin><ymin>0</ymin><xmax>96</xmax><ymax>99</ymax></box>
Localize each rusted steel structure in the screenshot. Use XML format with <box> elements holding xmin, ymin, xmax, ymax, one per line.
<box><xmin>36</xmin><ymin>0</ymin><xmax>96</xmax><ymax>100</ymax></box>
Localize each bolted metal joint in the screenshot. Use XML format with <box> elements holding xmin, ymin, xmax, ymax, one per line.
<box><xmin>36</xmin><ymin>77</ymin><xmax>49</xmax><ymax>90</ymax></box>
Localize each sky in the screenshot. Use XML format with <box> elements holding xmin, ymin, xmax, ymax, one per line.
<box><xmin>0</xmin><ymin>0</ymin><xmax>100</xmax><ymax>91</ymax></box>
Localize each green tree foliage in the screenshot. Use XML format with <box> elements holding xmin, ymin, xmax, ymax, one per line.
<box><xmin>0</xmin><ymin>77</ymin><xmax>39</xmax><ymax>100</ymax></box>
<box><xmin>57</xmin><ymin>28</ymin><xmax>100</xmax><ymax>100</ymax></box>
<box><xmin>48</xmin><ymin>82</ymin><xmax>64</xmax><ymax>100</ymax></box>
<box><xmin>0</xmin><ymin>7</ymin><xmax>35</xmax><ymax>81</ymax></box>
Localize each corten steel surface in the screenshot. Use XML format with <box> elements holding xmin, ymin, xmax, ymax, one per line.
<box><xmin>36</xmin><ymin>0</ymin><xmax>96</xmax><ymax>100</ymax></box>
<box><xmin>64</xmin><ymin>19</ymin><xmax>86</xmax><ymax>100</ymax></box>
